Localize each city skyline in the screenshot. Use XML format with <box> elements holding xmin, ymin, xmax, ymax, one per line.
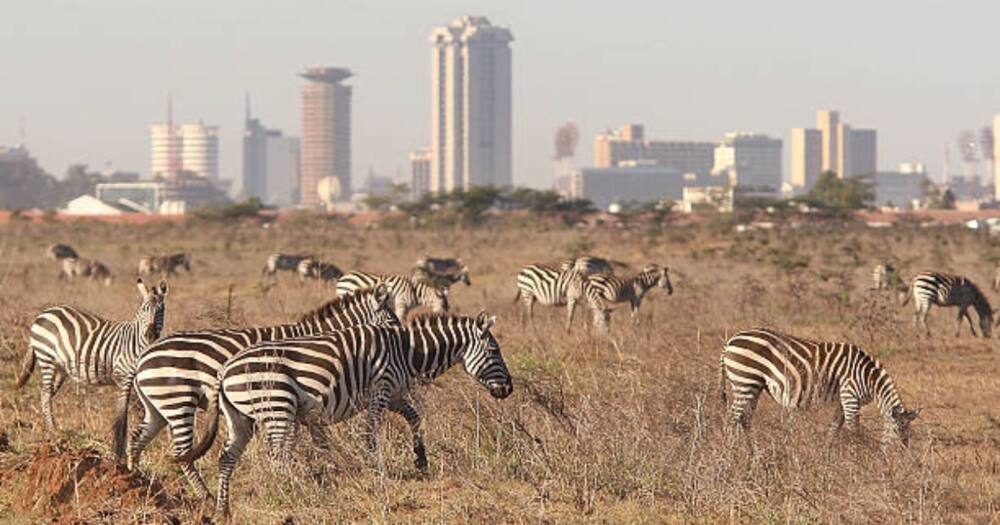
<box><xmin>3</xmin><ymin>2</ymin><xmax>1000</xmax><ymax>190</ymax></box>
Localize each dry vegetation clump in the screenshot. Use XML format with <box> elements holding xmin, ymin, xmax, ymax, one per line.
<box><xmin>0</xmin><ymin>219</ymin><xmax>997</xmax><ymax>523</ymax></box>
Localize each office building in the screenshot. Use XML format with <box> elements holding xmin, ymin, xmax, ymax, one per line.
<box><xmin>430</xmin><ymin>16</ymin><xmax>513</xmax><ymax>193</ymax></box>
<box><xmin>150</xmin><ymin>121</ymin><xmax>218</xmax><ymax>181</ymax></box>
<box><xmin>871</xmin><ymin>163</ymin><xmax>928</xmax><ymax>210</ymax></box>
<box><xmin>712</xmin><ymin>132</ymin><xmax>783</xmax><ymax>193</ymax></box>
<box><xmin>570</xmin><ymin>164</ymin><xmax>688</xmax><ymax>210</ymax></box>
<box><xmin>593</xmin><ymin>124</ymin><xmax>714</xmax><ymax>179</ymax></box>
<box><xmin>243</xmin><ymin>110</ymin><xmax>300</xmax><ymax>208</ymax></box>
<box><xmin>790</xmin><ymin>128</ymin><xmax>822</xmax><ymax>191</ymax></box>
<box><xmin>410</xmin><ymin>147</ymin><xmax>432</xmax><ymax>199</ymax></box>
<box><xmin>300</xmin><ymin>67</ymin><xmax>353</xmax><ymax>206</ymax></box>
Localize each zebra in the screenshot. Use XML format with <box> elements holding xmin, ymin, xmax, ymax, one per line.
<box><xmin>262</xmin><ymin>253</ymin><xmax>314</xmax><ymax>277</ymax></box>
<box><xmin>720</xmin><ymin>328</ymin><xmax>919</xmax><ymax>447</ymax></box>
<box><xmin>138</xmin><ymin>253</ymin><xmax>192</xmax><ymax>277</ymax></box>
<box><xmin>296</xmin><ymin>258</ymin><xmax>343</xmax><ymax>283</ymax></box>
<box><xmin>584</xmin><ymin>264</ymin><xmax>672</xmax><ymax>331</ymax></box>
<box><xmin>177</xmin><ymin>312</ymin><xmax>512</xmax><ymax>516</ymax></box>
<box><xmin>901</xmin><ymin>271</ymin><xmax>993</xmax><ymax>337</ymax></box>
<box><xmin>336</xmin><ymin>270</ymin><xmax>449</xmax><ymax>320</ymax></box>
<box><xmin>17</xmin><ymin>278</ymin><xmax>168</xmax><ymax>445</ymax></box>
<box><xmin>513</xmin><ymin>264</ymin><xmax>586</xmax><ymax>330</ymax></box>
<box><xmin>46</xmin><ymin>243</ymin><xmax>79</xmax><ymax>261</ymax></box>
<box><xmin>60</xmin><ymin>257</ymin><xmax>114</xmax><ymax>286</ymax></box>
<box><xmin>414</xmin><ymin>255</ymin><xmax>464</xmax><ymax>275</ymax></box>
<box><xmin>127</xmin><ymin>285</ymin><xmax>399</xmax><ymax>498</ymax></box>
<box><xmin>559</xmin><ymin>256</ymin><xmax>624</xmax><ymax>276</ymax></box>
<box><xmin>412</xmin><ymin>265</ymin><xmax>471</xmax><ymax>288</ymax></box>
<box><xmin>871</xmin><ymin>263</ymin><xmax>895</xmax><ymax>291</ymax></box>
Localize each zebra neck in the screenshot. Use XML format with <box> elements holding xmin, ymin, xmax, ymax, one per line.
<box><xmin>871</xmin><ymin>372</ymin><xmax>904</xmax><ymax>420</ymax></box>
<box><xmin>405</xmin><ymin>325</ymin><xmax>467</xmax><ymax>380</ymax></box>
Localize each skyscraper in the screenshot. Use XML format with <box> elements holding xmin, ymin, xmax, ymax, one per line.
<box><xmin>816</xmin><ymin>110</ymin><xmax>840</xmax><ymax>174</ymax></box>
<box><xmin>300</xmin><ymin>67</ymin><xmax>353</xmax><ymax>206</ymax></box>
<box><xmin>179</xmin><ymin>123</ymin><xmax>219</xmax><ymax>181</ymax></box>
<box><xmin>430</xmin><ymin>16</ymin><xmax>513</xmax><ymax>193</ymax></box>
<box><xmin>790</xmin><ymin>128</ymin><xmax>822</xmax><ymax>190</ymax></box>
<box><xmin>712</xmin><ymin>132</ymin><xmax>783</xmax><ymax>192</ymax></box>
<box><xmin>243</xmin><ymin>107</ymin><xmax>300</xmax><ymax>208</ymax></box>
<box><xmin>410</xmin><ymin>147</ymin><xmax>432</xmax><ymax>200</ymax></box>
<box><xmin>592</xmin><ymin>124</ymin><xmax>714</xmax><ymax>179</ymax></box>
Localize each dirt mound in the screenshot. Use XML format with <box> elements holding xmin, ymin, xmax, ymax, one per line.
<box><xmin>0</xmin><ymin>441</ymin><xmax>184</xmax><ymax>524</ymax></box>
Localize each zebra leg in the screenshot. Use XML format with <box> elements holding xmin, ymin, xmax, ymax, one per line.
<box><xmin>38</xmin><ymin>365</ymin><xmax>62</xmax><ymax>432</ymax></box>
<box><xmin>964</xmin><ymin>309</ymin><xmax>978</xmax><ymax>337</ymax></box>
<box><xmin>306</xmin><ymin>421</ymin><xmax>332</xmax><ymax>452</ymax></box>
<box><xmin>111</xmin><ymin>381</ymin><xmax>132</xmax><ymax>460</ymax></box>
<box><xmin>955</xmin><ymin>307</ymin><xmax>967</xmax><ymax>337</ymax></box>
<box><xmin>826</xmin><ymin>405</ymin><xmax>845</xmax><ymax>443</ymax></box>
<box><xmin>523</xmin><ymin>296</ymin><xmax>535</xmax><ymax>322</ymax></box>
<box><xmin>169</xmin><ymin>415</ymin><xmax>212</xmax><ymax>500</ymax></box>
<box><xmin>126</xmin><ymin>399</ymin><xmax>167</xmax><ymax>472</ymax></box>
<box><xmin>217</xmin><ymin>399</ymin><xmax>254</xmax><ymax>517</ymax></box>
<box><xmin>840</xmin><ymin>387</ymin><xmax>861</xmax><ymax>435</ymax></box>
<box><xmin>366</xmin><ymin>387</ymin><xmax>392</xmax><ymax>466</ymax></box>
<box><xmin>565</xmin><ymin>299</ymin><xmax>577</xmax><ymax>332</ymax></box>
<box><xmin>389</xmin><ymin>398</ymin><xmax>427</xmax><ymax>472</ymax></box>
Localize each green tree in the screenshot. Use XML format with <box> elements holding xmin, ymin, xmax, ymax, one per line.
<box><xmin>803</xmin><ymin>171</ymin><xmax>873</xmax><ymax>210</ymax></box>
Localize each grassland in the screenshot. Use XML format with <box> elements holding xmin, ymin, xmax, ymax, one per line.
<box><xmin>0</xmin><ymin>216</ymin><xmax>997</xmax><ymax>524</ymax></box>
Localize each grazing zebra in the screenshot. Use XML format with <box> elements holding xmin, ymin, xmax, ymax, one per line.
<box><xmin>412</xmin><ymin>265</ymin><xmax>471</xmax><ymax>288</ymax></box>
<box><xmin>262</xmin><ymin>253</ymin><xmax>313</xmax><ymax>277</ymax></box>
<box><xmin>178</xmin><ymin>312</ymin><xmax>512</xmax><ymax>516</ymax></box>
<box><xmin>902</xmin><ymin>271</ymin><xmax>993</xmax><ymax>337</ymax></box>
<box><xmin>138</xmin><ymin>253</ymin><xmax>192</xmax><ymax>277</ymax></box>
<box><xmin>336</xmin><ymin>270</ymin><xmax>449</xmax><ymax>320</ymax></box>
<box><xmin>128</xmin><ymin>286</ymin><xmax>398</xmax><ymax>497</ymax></box>
<box><xmin>559</xmin><ymin>256</ymin><xmax>623</xmax><ymax>276</ymax></box>
<box><xmin>720</xmin><ymin>328</ymin><xmax>919</xmax><ymax>446</ymax></box>
<box><xmin>296</xmin><ymin>258</ymin><xmax>343</xmax><ymax>283</ymax></box>
<box><xmin>513</xmin><ymin>264</ymin><xmax>586</xmax><ymax>330</ymax></box>
<box><xmin>871</xmin><ymin>263</ymin><xmax>895</xmax><ymax>291</ymax></box>
<box><xmin>414</xmin><ymin>255</ymin><xmax>464</xmax><ymax>275</ymax></box>
<box><xmin>584</xmin><ymin>264</ymin><xmax>672</xmax><ymax>330</ymax></box>
<box><xmin>17</xmin><ymin>278</ymin><xmax>168</xmax><ymax>444</ymax></box>
<box><xmin>60</xmin><ymin>257</ymin><xmax>114</xmax><ymax>286</ymax></box>
<box><xmin>46</xmin><ymin>243</ymin><xmax>79</xmax><ymax>261</ymax></box>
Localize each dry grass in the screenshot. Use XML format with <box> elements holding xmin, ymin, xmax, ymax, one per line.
<box><xmin>0</xmin><ymin>218</ymin><xmax>997</xmax><ymax>524</ymax></box>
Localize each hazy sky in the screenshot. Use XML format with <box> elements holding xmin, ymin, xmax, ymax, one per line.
<box><xmin>3</xmin><ymin>0</ymin><xmax>999</xmax><ymax>190</ymax></box>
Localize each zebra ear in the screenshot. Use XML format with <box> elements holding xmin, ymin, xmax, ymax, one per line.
<box><xmin>136</xmin><ymin>278</ymin><xmax>150</xmax><ymax>299</ymax></box>
<box><xmin>373</xmin><ymin>283</ymin><xmax>391</xmax><ymax>305</ymax></box>
<box><xmin>475</xmin><ymin>311</ymin><xmax>496</xmax><ymax>332</ymax></box>
<box><xmin>158</xmin><ymin>280</ymin><xmax>169</xmax><ymax>296</ymax></box>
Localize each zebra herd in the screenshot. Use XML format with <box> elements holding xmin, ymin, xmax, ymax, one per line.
<box><xmin>16</xmin><ymin>246</ymin><xmax>962</xmax><ymax>517</ymax></box>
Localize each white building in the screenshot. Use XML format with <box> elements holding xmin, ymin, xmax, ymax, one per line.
<box><xmin>712</xmin><ymin>132</ymin><xmax>783</xmax><ymax>193</ymax></box>
<box><xmin>430</xmin><ymin>16</ymin><xmax>513</xmax><ymax>193</ymax></box>
<box><xmin>790</xmin><ymin>128</ymin><xmax>822</xmax><ymax>191</ymax></box>
<box><xmin>150</xmin><ymin>122</ymin><xmax>218</xmax><ymax>181</ymax></box>
<box><xmin>570</xmin><ymin>164</ymin><xmax>687</xmax><ymax>210</ymax></box>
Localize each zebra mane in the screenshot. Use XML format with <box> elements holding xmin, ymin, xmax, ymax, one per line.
<box><xmin>407</xmin><ymin>312</ymin><xmax>473</xmax><ymax>328</ymax></box>
<box><xmin>296</xmin><ymin>290</ymin><xmax>371</xmax><ymax>323</ymax></box>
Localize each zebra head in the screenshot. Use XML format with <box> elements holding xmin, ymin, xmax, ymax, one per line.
<box><xmin>135</xmin><ymin>278</ymin><xmax>169</xmax><ymax>344</ymax></box>
<box><xmin>889</xmin><ymin>407</ymin><xmax>920</xmax><ymax>447</ymax></box>
<box><xmin>181</xmin><ymin>253</ymin><xmax>192</xmax><ymax>272</ymax></box>
<box><xmin>367</xmin><ymin>283</ymin><xmax>401</xmax><ymax>326</ymax></box>
<box><xmin>643</xmin><ymin>264</ymin><xmax>673</xmax><ymax>295</ymax></box>
<box><xmin>458</xmin><ymin>266</ymin><xmax>472</xmax><ymax>286</ymax></box>
<box><xmin>460</xmin><ymin>312</ymin><xmax>512</xmax><ymax>399</ymax></box>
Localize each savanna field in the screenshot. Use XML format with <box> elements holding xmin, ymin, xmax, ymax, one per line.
<box><xmin>0</xmin><ymin>215</ymin><xmax>997</xmax><ymax>524</ymax></box>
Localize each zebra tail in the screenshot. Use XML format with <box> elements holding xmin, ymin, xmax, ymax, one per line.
<box><xmin>718</xmin><ymin>353</ymin><xmax>728</xmax><ymax>405</ymax></box>
<box><xmin>15</xmin><ymin>348</ymin><xmax>35</xmax><ymax>389</ymax></box>
<box><xmin>174</xmin><ymin>387</ymin><xmax>221</xmax><ymax>464</ymax></box>
<box><xmin>511</xmin><ymin>288</ymin><xmax>521</xmax><ymax>304</ymax></box>
<box><xmin>899</xmin><ymin>283</ymin><xmax>912</xmax><ymax>306</ymax></box>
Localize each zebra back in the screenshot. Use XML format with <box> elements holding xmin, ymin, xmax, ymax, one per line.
<box><xmin>516</xmin><ymin>264</ymin><xmax>585</xmax><ymax>306</ymax></box>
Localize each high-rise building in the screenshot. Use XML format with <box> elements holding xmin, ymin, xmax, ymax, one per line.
<box><xmin>592</xmin><ymin>124</ymin><xmax>714</xmax><ymax>179</ymax></box>
<box><xmin>243</xmin><ymin>106</ymin><xmax>301</xmax><ymax>208</ymax></box>
<box><xmin>793</xmin><ymin>110</ymin><xmax>877</xmax><ymax>189</ymax></box>
<box><xmin>430</xmin><ymin>16</ymin><xmax>513</xmax><ymax>193</ymax></box>
<box><xmin>410</xmin><ymin>147</ymin><xmax>432</xmax><ymax>200</ymax></box>
<box><xmin>790</xmin><ymin>128</ymin><xmax>822</xmax><ymax>190</ymax></box>
<box><xmin>150</xmin><ymin>122</ymin><xmax>218</xmax><ymax>181</ymax></box>
<box><xmin>179</xmin><ymin>123</ymin><xmax>219</xmax><ymax>181</ymax></box>
<box><xmin>300</xmin><ymin>67</ymin><xmax>353</xmax><ymax>207</ymax></box>
<box><xmin>993</xmin><ymin>113</ymin><xmax>1000</xmax><ymax>201</ymax></box>
<box><xmin>712</xmin><ymin>132</ymin><xmax>783</xmax><ymax>192</ymax></box>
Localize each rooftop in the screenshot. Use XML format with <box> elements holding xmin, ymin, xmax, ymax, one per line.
<box><xmin>299</xmin><ymin>67</ymin><xmax>353</xmax><ymax>84</ymax></box>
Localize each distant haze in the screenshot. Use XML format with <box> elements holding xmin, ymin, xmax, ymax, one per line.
<box><xmin>3</xmin><ymin>0</ymin><xmax>999</xmax><ymax>189</ymax></box>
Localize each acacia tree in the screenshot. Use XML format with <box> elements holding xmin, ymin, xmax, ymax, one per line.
<box><xmin>803</xmin><ymin>171</ymin><xmax>874</xmax><ymax>210</ymax></box>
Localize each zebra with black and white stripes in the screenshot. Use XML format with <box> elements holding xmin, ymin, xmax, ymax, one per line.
<box><xmin>60</xmin><ymin>257</ymin><xmax>114</xmax><ymax>286</ymax></box>
<box><xmin>336</xmin><ymin>270</ymin><xmax>449</xmax><ymax>320</ymax></box>
<box><xmin>584</xmin><ymin>264</ymin><xmax>672</xmax><ymax>331</ymax></box>
<box><xmin>902</xmin><ymin>271</ymin><xmax>993</xmax><ymax>337</ymax></box>
<box><xmin>296</xmin><ymin>258</ymin><xmax>343</xmax><ymax>283</ymax></box>
<box><xmin>412</xmin><ymin>265</ymin><xmax>471</xmax><ymax>288</ymax></box>
<box><xmin>560</xmin><ymin>256</ymin><xmax>624</xmax><ymax>276</ymax></box>
<box><xmin>872</xmin><ymin>263</ymin><xmax>895</xmax><ymax>291</ymax></box>
<box><xmin>178</xmin><ymin>312</ymin><xmax>512</xmax><ymax>516</ymax></box>
<box><xmin>17</xmin><ymin>278</ymin><xmax>168</xmax><ymax>444</ymax></box>
<box><xmin>262</xmin><ymin>253</ymin><xmax>314</xmax><ymax>277</ymax></box>
<box><xmin>127</xmin><ymin>285</ymin><xmax>398</xmax><ymax>498</ymax></box>
<box><xmin>720</xmin><ymin>328</ymin><xmax>919</xmax><ymax>446</ymax></box>
<box><xmin>138</xmin><ymin>253</ymin><xmax>192</xmax><ymax>277</ymax></box>
<box><xmin>513</xmin><ymin>264</ymin><xmax>586</xmax><ymax>330</ymax></box>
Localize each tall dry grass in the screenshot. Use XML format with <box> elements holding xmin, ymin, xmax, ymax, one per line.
<box><xmin>0</xmin><ymin>218</ymin><xmax>996</xmax><ymax>523</ymax></box>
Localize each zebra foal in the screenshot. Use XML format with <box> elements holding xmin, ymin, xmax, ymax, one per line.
<box><xmin>18</xmin><ymin>278</ymin><xmax>168</xmax><ymax>445</ymax></box>
<box><xmin>902</xmin><ymin>271</ymin><xmax>993</xmax><ymax>337</ymax></box>
<box><xmin>138</xmin><ymin>253</ymin><xmax>192</xmax><ymax>277</ymax></box>
<box><xmin>178</xmin><ymin>312</ymin><xmax>512</xmax><ymax>516</ymax></box>
<box><xmin>128</xmin><ymin>286</ymin><xmax>398</xmax><ymax>497</ymax></box>
<box><xmin>720</xmin><ymin>328</ymin><xmax>919</xmax><ymax>447</ymax></box>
